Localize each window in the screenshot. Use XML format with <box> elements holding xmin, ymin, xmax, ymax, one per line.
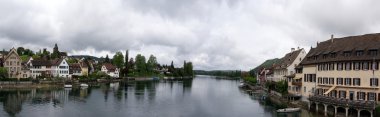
<box><xmin>354</xmin><ymin>62</ymin><xmax>361</xmax><ymax>70</ymax></box>
<box><xmin>344</xmin><ymin>51</ymin><xmax>351</xmax><ymax>57</ymax></box>
<box><xmin>353</xmin><ymin>78</ymin><xmax>361</xmax><ymax>86</ymax></box>
<box><xmin>344</xmin><ymin>78</ymin><xmax>351</xmax><ymax>86</ymax></box>
<box><xmin>358</xmin><ymin>92</ymin><xmax>365</xmax><ymax>100</ymax></box>
<box><xmin>369</xmin><ymin>50</ymin><xmax>378</xmax><ymax>56</ymax></box>
<box><xmin>356</xmin><ymin>51</ymin><xmax>364</xmax><ymax>56</ymax></box>
<box><xmin>337</xmin><ymin>63</ymin><xmax>343</xmax><ymax>71</ymax></box>
<box><xmin>331</xmin><ymin>53</ymin><xmax>337</xmax><ymax>58</ymax></box>
<box><xmin>363</xmin><ymin>62</ymin><xmax>369</xmax><ymax>70</ymax></box>
<box><xmin>329</xmin><ymin>78</ymin><xmax>334</xmax><ymax>85</ymax></box>
<box><xmin>345</xmin><ymin>62</ymin><xmax>351</xmax><ymax>70</ymax></box>
<box><xmin>368</xmin><ymin>92</ymin><xmax>376</xmax><ymax>101</ymax></box>
<box><xmin>323</xmin><ymin>77</ymin><xmax>328</xmax><ymax>84</ymax></box>
<box><xmin>370</xmin><ymin>78</ymin><xmax>379</xmax><ymax>86</ymax></box>
<box><xmin>339</xmin><ymin>91</ymin><xmax>346</xmax><ymax>98</ymax></box>
<box><xmin>304</xmin><ymin>87</ymin><xmax>306</xmax><ymax>93</ymax></box>
<box><xmin>371</xmin><ymin>62</ymin><xmax>379</xmax><ymax>70</ymax></box>
<box><xmin>318</xmin><ymin>77</ymin><xmax>322</xmax><ymax>84</ymax></box>
<box><xmin>323</xmin><ymin>54</ymin><xmax>328</xmax><ymax>59</ymax></box>
<box><xmin>329</xmin><ymin>63</ymin><xmax>335</xmax><ymax>70</ymax></box>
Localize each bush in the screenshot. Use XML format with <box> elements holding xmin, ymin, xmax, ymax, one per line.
<box><xmin>243</xmin><ymin>76</ymin><xmax>257</xmax><ymax>84</ymax></box>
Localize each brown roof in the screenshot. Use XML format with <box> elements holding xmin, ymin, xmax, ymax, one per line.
<box><xmin>275</xmin><ymin>49</ymin><xmax>303</xmax><ymax>69</ymax></box>
<box><xmin>301</xmin><ymin>33</ymin><xmax>380</xmax><ymax>65</ymax></box>
<box><xmin>103</xmin><ymin>63</ymin><xmax>116</xmax><ymax>72</ymax></box>
<box><xmin>31</xmin><ymin>58</ymin><xmax>64</xmax><ymax>66</ymax></box>
<box><xmin>69</xmin><ymin>63</ymin><xmax>81</xmax><ymax>73</ymax></box>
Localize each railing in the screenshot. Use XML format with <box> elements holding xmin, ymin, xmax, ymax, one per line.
<box><xmin>309</xmin><ymin>95</ymin><xmax>376</xmax><ymax>110</ymax></box>
<box><xmin>292</xmin><ymin>81</ymin><xmax>302</xmax><ymax>86</ymax></box>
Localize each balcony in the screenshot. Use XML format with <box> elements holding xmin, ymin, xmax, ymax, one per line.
<box><xmin>309</xmin><ymin>95</ymin><xmax>376</xmax><ymax>110</ymax></box>
<box><xmin>292</xmin><ymin>81</ymin><xmax>302</xmax><ymax>86</ymax></box>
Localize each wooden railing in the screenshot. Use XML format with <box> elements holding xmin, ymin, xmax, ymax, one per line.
<box><xmin>309</xmin><ymin>95</ymin><xmax>376</xmax><ymax>110</ymax></box>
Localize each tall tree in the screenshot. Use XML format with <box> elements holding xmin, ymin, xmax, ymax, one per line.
<box><xmin>112</xmin><ymin>52</ymin><xmax>124</xmax><ymax>68</ymax></box>
<box><xmin>124</xmin><ymin>50</ymin><xmax>129</xmax><ymax>77</ymax></box>
<box><xmin>16</xmin><ymin>47</ymin><xmax>25</xmax><ymax>55</ymax></box>
<box><xmin>105</xmin><ymin>54</ymin><xmax>110</xmax><ymax>63</ymax></box>
<box><xmin>135</xmin><ymin>54</ymin><xmax>147</xmax><ymax>75</ymax></box>
<box><xmin>146</xmin><ymin>55</ymin><xmax>158</xmax><ymax>74</ymax></box>
<box><xmin>0</xmin><ymin>67</ymin><xmax>8</xmax><ymax>78</ymax></box>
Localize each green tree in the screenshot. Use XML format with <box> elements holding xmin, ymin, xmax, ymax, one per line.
<box><xmin>146</xmin><ymin>55</ymin><xmax>158</xmax><ymax>74</ymax></box>
<box><xmin>20</xmin><ymin>55</ymin><xmax>29</xmax><ymax>61</ymax></box>
<box><xmin>135</xmin><ymin>54</ymin><xmax>147</xmax><ymax>75</ymax></box>
<box><xmin>0</xmin><ymin>67</ymin><xmax>8</xmax><ymax>78</ymax></box>
<box><xmin>17</xmin><ymin>47</ymin><xmax>25</xmax><ymax>55</ymax></box>
<box><xmin>112</xmin><ymin>51</ymin><xmax>124</xmax><ymax>68</ymax></box>
<box><xmin>123</xmin><ymin>50</ymin><xmax>129</xmax><ymax>77</ymax></box>
<box><xmin>66</xmin><ymin>58</ymin><xmax>78</xmax><ymax>64</ymax></box>
<box><xmin>105</xmin><ymin>54</ymin><xmax>110</xmax><ymax>63</ymax></box>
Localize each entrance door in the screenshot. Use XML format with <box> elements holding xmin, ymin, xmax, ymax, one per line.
<box><xmin>349</xmin><ymin>91</ymin><xmax>354</xmax><ymax>100</ymax></box>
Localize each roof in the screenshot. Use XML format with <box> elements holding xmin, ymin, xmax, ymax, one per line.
<box><xmin>103</xmin><ymin>63</ymin><xmax>116</xmax><ymax>72</ymax></box>
<box><xmin>301</xmin><ymin>33</ymin><xmax>380</xmax><ymax>65</ymax></box>
<box><xmin>31</xmin><ymin>58</ymin><xmax>65</xmax><ymax>66</ymax></box>
<box><xmin>275</xmin><ymin>49</ymin><xmax>303</xmax><ymax>69</ymax></box>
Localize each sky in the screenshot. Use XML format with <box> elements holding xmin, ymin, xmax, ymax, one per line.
<box><xmin>1</xmin><ymin>0</ymin><xmax>380</xmax><ymax>70</ymax></box>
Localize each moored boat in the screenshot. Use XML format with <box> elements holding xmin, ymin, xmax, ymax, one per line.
<box><xmin>80</xmin><ymin>83</ymin><xmax>89</xmax><ymax>87</ymax></box>
<box><xmin>64</xmin><ymin>84</ymin><xmax>72</xmax><ymax>88</ymax></box>
<box><xmin>276</xmin><ymin>108</ymin><xmax>301</xmax><ymax>113</ymax></box>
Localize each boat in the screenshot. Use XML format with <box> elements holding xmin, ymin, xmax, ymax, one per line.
<box><xmin>238</xmin><ymin>83</ymin><xmax>246</xmax><ymax>88</ymax></box>
<box><xmin>80</xmin><ymin>83</ymin><xmax>89</xmax><ymax>87</ymax></box>
<box><xmin>64</xmin><ymin>84</ymin><xmax>72</xmax><ymax>88</ymax></box>
<box><xmin>276</xmin><ymin>108</ymin><xmax>301</xmax><ymax>113</ymax></box>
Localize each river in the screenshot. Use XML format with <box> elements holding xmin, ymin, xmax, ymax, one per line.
<box><xmin>0</xmin><ymin>75</ymin><xmax>318</xmax><ymax>117</ymax></box>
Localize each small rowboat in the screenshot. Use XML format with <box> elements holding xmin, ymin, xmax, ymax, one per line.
<box><xmin>80</xmin><ymin>83</ymin><xmax>89</xmax><ymax>87</ymax></box>
<box><xmin>64</xmin><ymin>84</ymin><xmax>72</xmax><ymax>88</ymax></box>
<box><xmin>276</xmin><ymin>108</ymin><xmax>301</xmax><ymax>113</ymax></box>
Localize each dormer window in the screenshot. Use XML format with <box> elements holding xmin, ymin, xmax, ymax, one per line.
<box><xmin>330</xmin><ymin>53</ymin><xmax>337</xmax><ymax>58</ymax></box>
<box><xmin>343</xmin><ymin>51</ymin><xmax>351</xmax><ymax>57</ymax></box>
<box><xmin>356</xmin><ymin>51</ymin><xmax>364</xmax><ymax>56</ymax></box>
<box><xmin>323</xmin><ymin>54</ymin><xmax>328</xmax><ymax>59</ymax></box>
<box><xmin>369</xmin><ymin>50</ymin><xmax>378</xmax><ymax>56</ymax></box>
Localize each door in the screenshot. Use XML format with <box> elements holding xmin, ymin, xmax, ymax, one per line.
<box><xmin>349</xmin><ymin>91</ymin><xmax>354</xmax><ymax>100</ymax></box>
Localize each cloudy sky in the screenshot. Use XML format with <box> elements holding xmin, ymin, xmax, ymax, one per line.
<box><xmin>1</xmin><ymin>0</ymin><xmax>380</xmax><ymax>70</ymax></box>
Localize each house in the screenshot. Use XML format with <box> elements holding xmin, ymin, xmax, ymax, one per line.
<box><xmin>79</xmin><ymin>61</ymin><xmax>89</xmax><ymax>76</ymax></box>
<box><xmin>69</xmin><ymin>63</ymin><xmax>82</xmax><ymax>77</ymax></box>
<box><xmin>271</xmin><ymin>48</ymin><xmax>307</xmax><ymax>82</ymax></box>
<box><xmin>29</xmin><ymin>58</ymin><xmax>70</xmax><ymax>78</ymax></box>
<box><xmin>101</xmin><ymin>63</ymin><xmax>119</xmax><ymax>78</ymax></box>
<box><xmin>3</xmin><ymin>48</ymin><xmax>30</xmax><ymax>78</ymax></box>
<box><xmin>299</xmin><ymin>34</ymin><xmax>380</xmax><ymax>117</ymax></box>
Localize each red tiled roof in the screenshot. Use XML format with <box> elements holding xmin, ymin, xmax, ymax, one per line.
<box><xmin>103</xmin><ymin>63</ymin><xmax>116</xmax><ymax>72</ymax></box>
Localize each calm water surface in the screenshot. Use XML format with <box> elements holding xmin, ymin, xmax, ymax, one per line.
<box><xmin>0</xmin><ymin>75</ymin><xmax>316</xmax><ymax>117</ymax></box>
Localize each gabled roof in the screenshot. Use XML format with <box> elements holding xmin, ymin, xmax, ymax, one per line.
<box><xmin>103</xmin><ymin>63</ymin><xmax>116</xmax><ymax>72</ymax></box>
<box><xmin>4</xmin><ymin>48</ymin><xmax>20</xmax><ymax>61</ymax></box>
<box><xmin>275</xmin><ymin>49</ymin><xmax>303</xmax><ymax>69</ymax></box>
<box><xmin>301</xmin><ymin>33</ymin><xmax>380</xmax><ymax>65</ymax></box>
<box><xmin>30</xmin><ymin>58</ymin><xmax>65</xmax><ymax>66</ymax></box>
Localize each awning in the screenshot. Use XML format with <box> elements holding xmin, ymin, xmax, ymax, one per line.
<box><xmin>323</xmin><ymin>86</ymin><xmax>337</xmax><ymax>95</ymax></box>
<box><xmin>293</xmin><ymin>77</ymin><xmax>301</xmax><ymax>80</ymax></box>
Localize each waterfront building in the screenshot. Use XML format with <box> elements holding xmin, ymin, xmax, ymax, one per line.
<box><xmin>3</xmin><ymin>48</ymin><xmax>30</xmax><ymax>78</ymax></box>
<box><xmin>299</xmin><ymin>34</ymin><xmax>380</xmax><ymax>117</ymax></box>
<box><xmin>271</xmin><ymin>48</ymin><xmax>306</xmax><ymax>82</ymax></box>
<box><xmin>69</xmin><ymin>63</ymin><xmax>82</xmax><ymax>77</ymax></box>
<box><xmin>101</xmin><ymin>63</ymin><xmax>119</xmax><ymax>78</ymax></box>
<box><xmin>29</xmin><ymin>58</ymin><xmax>70</xmax><ymax>78</ymax></box>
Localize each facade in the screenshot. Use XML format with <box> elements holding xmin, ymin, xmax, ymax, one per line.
<box><xmin>69</xmin><ymin>63</ymin><xmax>82</xmax><ymax>77</ymax></box>
<box><xmin>29</xmin><ymin>58</ymin><xmax>70</xmax><ymax>78</ymax></box>
<box><xmin>101</xmin><ymin>63</ymin><xmax>119</xmax><ymax>78</ymax></box>
<box><xmin>271</xmin><ymin>48</ymin><xmax>307</xmax><ymax>82</ymax></box>
<box><xmin>79</xmin><ymin>61</ymin><xmax>89</xmax><ymax>76</ymax></box>
<box><xmin>2</xmin><ymin>48</ymin><xmax>30</xmax><ymax>78</ymax></box>
<box><xmin>297</xmin><ymin>34</ymin><xmax>380</xmax><ymax>116</ymax></box>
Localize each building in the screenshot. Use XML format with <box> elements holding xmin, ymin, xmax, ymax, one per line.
<box><xmin>2</xmin><ymin>48</ymin><xmax>27</xmax><ymax>78</ymax></box>
<box><xmin>69</xmin><ymin>63</ymin><xmax>82</xmax><ymax>77</ymax></box>
<box><xmin>29</xmin><ymin>58</ymin><xmax>70</xmax><ymax>78</ymax></box>
<box><xmin>299</xmin><ymin>34</ymin><xmax>380</xmax><ymax>117</ymax></box>
<box><xmin>271</xmin><ymin>48</ymin><xmax>307</xmax><ymax>82</ymax></box>
<box><xmin>101</xmin><ymin>63</ymin><xmax>119</xmax><ymax>78</ymax></box>
<box><xmin>79</xmin><ymin>61</ymin><xmax>89</xmax><ymax>76</ymax></box>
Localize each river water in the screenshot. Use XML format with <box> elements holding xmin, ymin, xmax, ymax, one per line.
<box><xmin>0</xmin><ymin>75</ymin><xmax>317</xmax><ymax>117</ymax></box>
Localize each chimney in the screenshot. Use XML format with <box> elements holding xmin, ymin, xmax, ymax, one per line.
<box><xmin>291</xmin><ymin>48</ymin><xmax>295</xmax><ymax>52</ymax></box>
<box><xmin>331</xmin><ymin>34</ymin><xmax>334</xmax><ymax>43</ymax></box>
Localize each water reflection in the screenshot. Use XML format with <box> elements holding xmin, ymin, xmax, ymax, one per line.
<box><xmin>0</xmin><ymin>77</ymin><xmax>319</xmax><ymax>117</ymax></box>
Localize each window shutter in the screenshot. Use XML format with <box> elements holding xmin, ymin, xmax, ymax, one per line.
<box><xmin>357</xmin><ymin>92</ymin><xmax>359</xmax><ymax>100</ymax></box>
<box><xmin>370</xmin><ymin>79</ymin><xmax>373</xmax><ymax>86</ymax></box>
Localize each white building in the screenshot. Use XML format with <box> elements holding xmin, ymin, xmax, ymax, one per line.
<box><xmin>29</xmin><ymin>58</ymin><xmax>70</xmax><ymax>78</ymax></box>
<box><xmin>101</xmin><ymin>63</ymin><xmax>119</xmax><ymax>78</ymax></box>
<box><xmin>272</xmin><ymin>48</ymin><xmax>307</xmax><ymax>82</ymax></box>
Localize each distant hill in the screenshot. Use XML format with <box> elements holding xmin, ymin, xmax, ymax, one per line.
<box><xmin>250</xmin><ymin>58</ymin><xmax>280</xmax><ymax>75</ymax></box>
<box><xmin>194</xmin><ymin>70</ymin><xmax>242</xmax><ymax>77</ymax></box>
<box><xmin>68</xmin><ymin>55</ymin><xmax>103</xmax><ymax>61</ymax></box>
